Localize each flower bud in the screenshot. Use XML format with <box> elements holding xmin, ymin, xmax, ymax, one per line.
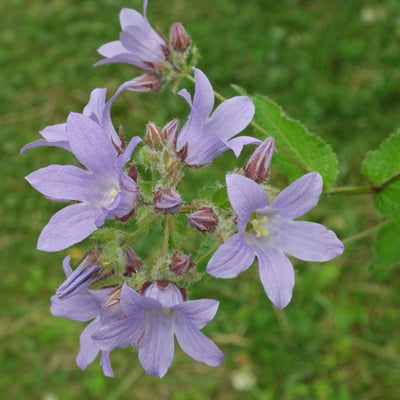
<box><xmin>124</xmin><ymin>247</ymin><xmax>144</xmax><ymax>277</ymax></box>
<box><xmin>153</xmin><ymin>188</ymin><xmax>183</xmax><ymax>214</ymax></box>
<box><xmin>171</xmin><ymin>23</ymin><xmax>191</xmax><ymax>51</ymax></box>
<box><xmin>161</xmin><ymin>119</ymin><xmax>179</xmax><ymax>148</ymax></box>
<box><xmin>243</xmin><ymin>137</ymin><xmax>275</xmax><ymax>183</ymax></box>
<box><xmin>126</xmin><ymin>72</ymin><xmax>162</xmax><ymax>92</ymax></box>
<box><xmin>144</xmin><ymin>122</ymin><xmax>163</xmax><ymax>149</ymax></box>
<box><xmin>188</xmin><ymin>207</ymin><xmax>219</xmax><ymax>233</ymax></box>
<box><xmin>169</xmin><ymin>251</ymin><xmax>196</xmax><ymax>275</ymax></box>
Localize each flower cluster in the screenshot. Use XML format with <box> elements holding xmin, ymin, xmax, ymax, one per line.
<box><xmin>23</xmin><ymin>0</ymin><xmax>344</xmax><ymax>378</ymax></box>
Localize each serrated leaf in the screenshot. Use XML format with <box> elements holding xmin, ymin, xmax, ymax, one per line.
<box><xmin>362</xmin><ymin>130</ymin><xmax>400</xmax><ymax>217</ymax></box>
<box><xmin>252</xmin><ymin>95</ymin><xmax>339</xmax><ymax>189</ymax></box>
<box><xmin>375</xmin><ymin>218</ymin><xmax>400</xmax><ymax>266</ymax></box>
<box><xmin>230</xmin><ymin>84</ymin><xmax>248</xmax><ymax>96</ymax></box>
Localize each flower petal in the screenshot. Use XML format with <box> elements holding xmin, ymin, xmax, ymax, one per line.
<box><xmin>256</xmin><ymin>249</ymin><xmax>295</xmax><ymax>309</ymax></box>
<box><xmin>120</xmin><ymin>283</ymin><xmax>160</xmax><ymax>317</ymax></box>
<box><xmin>278</xmin><ymin>220</ymin><xmax>344</xmax><ymax>262</ymax></box>
<box><xmin>120</xmin><ymin>7</ymin><xmax>144</xmax><ymax>30</ymax></box>
<box><xmin>138</xmin><ymin>310</ymin><xmax>175</xmax><ymax>378</ymax></box>
<box><xmin>207</xmin><ymin>232</ymin><xmax>255</xmax><ymax>278</ymax></box>
<box><xmin>76</xmin><ymin>318</ymin><xmax>101</xmax><ymax>371</ymax></box>
<box><xmin>82</xmin><ymin>88</ymin><xmax>107</xmax><ymax>125</ymax></box>
<box><xmin>175</xmin><ymin>316</ymin><xmax>224</xmax><ymax>367</ymax></box>
<box><xmin>50</xmin><ymin>293</ymin><xmax>98</xmax><ymax>322</ymax></box>
<box><xmin>116</xmin><ymin>136</ymin><xmax>142</xmax><ymax>170</ymax></box>
<box><xmin>191</xmin><ymin>68</ymin><xmax>215</xmax><ymax>121</ymax></box>
<box><xmin>172</xmin><ymin>299</ymin><xmax>219</xmax><ymax>329</ymax></box>
<box><xmin>225</xmin><ymin>135</ymin><xmax>261</xmax><ymax>158</ymax></box>
<box><xmin>270</xmin><ymin>172</ymin><xmax>323</xmax><ymax>219</ymax></box>
<box><xmin>226</xmin><ymin>174</ymin><xmax>269</xmax><ymax>230</ymax></box>
<box><xmin>20</xmin><ymin>139</ymin><xmax>70</xmax><ymax>154</ymax></box>
<box><xmin>100</xmin><ymin>352</ymin><xmax>114</xmax><ymax>378</ymax></box>
<box><xmin>37</xmin><ymin>203</ymin><xmax>100</xmax><ymax>252</ymax></box>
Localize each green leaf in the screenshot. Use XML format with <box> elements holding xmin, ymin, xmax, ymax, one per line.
<box><xmin>198</xmin><ymin>184</ymin><xmax>229</xmax><ymax>208</ymax></box>
<box><xmin>362</xmin><ymin>130</ymin><xmax>400</xmax><ymax>217</ymax></box>
<box><xmin>252</xmin><ymin>95</ymin><xmax>339</xmax><ymax>189</ymax></box>
<box><xmin>375</xmin><ymin>218</ymin><xmax>400</xmax><ymax>266</ymax></box>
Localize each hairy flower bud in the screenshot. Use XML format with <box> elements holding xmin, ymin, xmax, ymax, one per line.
<box><xmin>188</xmin><ymin>207</ymin><xmax>219</xmax><ymax>233</ymax></box>
<box><xmin>243</xmin><ymin>137</ymin><xmax>275</xmax><ymax>183</ymax></box>
<box><xmin>161</xmin><ymin>119</ymin><xmax>179</xmax><ymax>148</ymax></box>
<box><xmin>144</xmin><ymin>122</ymin><xmax>163</xmax><ymax>149</ymax></box>
<box><xmin>171</xmin><ymin>23</ymin><xmax>191</xmax><ymax>51</ymax></box>
<box><xmin>125</xmin><ymin>72</ymin><xmax>162</xmax><ymax>93</ymax></box>
<box><xmin>153</xmin><ymin>188</ymin><xmax>183</xmax><ymax>214</ymax></box>
<box><xmin>124</xmin><ymin>246</ymin><xmax>144</xmax><ymax>277</ymax></box>
<box><xmin>169</xmin><ymin>251</ymin><xmax>196</xmax><ymax>275</ymax></box>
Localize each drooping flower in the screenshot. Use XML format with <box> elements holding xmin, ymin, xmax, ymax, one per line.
<box><xmin>50</xmin><ymin>256</ymin><xmax>120</xmax><ymax>377</ymax></box>
<box><xmin>92</xmin><ymin>281</ymin><xmax>225</xmax><ymax>378</ymax></box>
<box><xmin>176</xmin><ymin>68</ymin><xmax>260</xmax><ymax>166</ymax></box>
<box><xmin>207</xmin><ymin>172</ymin><xmax>344</xmax><ymax>309</ymax></box>
<box><xmin>25</xmin><ymin>112</ymin><xmax>142</xmax><ymax>252</ymax></box>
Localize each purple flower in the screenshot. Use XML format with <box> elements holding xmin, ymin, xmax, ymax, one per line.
<box><xmin>50</xmin><ymin>256</ymin><xmax>120</xmax><ymax>377</ymax></box>
<box><xmin>93</xmin><ymin>282</ymin><xmax>224</xmax><ymax>378</ymax></box>
<box><xmin>25</xmin><ymin>112</ymin><xmax>142</xmax><ymax>252</ymax></box>
<box><xmin>176</xmin><ymin>68</ymin><xmax>260</xmax><ymax>166</ymax></box>
<box><xmin>207</xmin><ymin>172</ymin><xmax>344</xmax><ymax>309</ymax></box>
<box><xmin>94</xmin><ymin>2</ymin><xmax>168</xmax><ymax>73</ymax></box>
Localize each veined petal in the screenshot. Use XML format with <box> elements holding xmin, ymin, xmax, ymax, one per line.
<box><xmin>256</xmin><ymin>249</ymin><xmax>295</xmax><ymax>309</ymax></box>
<box><xmin>76</xmin><ymin>318</ymin><xmax>101</xmax><ymax>371</ymax></box>
<box><xmin>96</xmin><ymin>40</ymin><xmax>128</xmax><ymax>58</ymax></box>
<box><xmin>192</xmin><ymin>68</ymin><xmax>215</xmax><ymax>120</ymax></box>
<box><xmin>120</xmin><ymin>283</ymin><xmax>160</xmax><ymax>317</ymax></box>
<box><xmin>175</xmin><ymin>316</ymin><xmax>224</xmax><ymax>367</ymax></box>
<box><xmin>116</xmin><ymin>136</ymin><xmax>142</xmax><ymax>170</ymax></box>
<box><xmin>100</xmin><ymin>352</ymin><xmax>114</xmax><ymax>378</ymax></box>
<box><xmin>94</xmin><ymin>50</ymin><xmax>142</xmax><ymax>67</ymax></box>
<box><xmin>207</xmin><ymin>232</ymin><xmax>255</xmax><ymax>278</ymax></box>
<box><xmin>66</xmin><ymin>112</ymin><xmax>117</xmax><ymax>174</ymax></box>
<box><xmin>39</xmin><ymin>123</ymin><xmax>67</xmax><ymax>142</ymax></box>
<box><xmin>279</xmin><ymin>220</ymin><xmax>344</xmax><ymax>262</ymax></box>
<box><xmin>204</xmin><ymin>96</ymin><xmax>255</xmax><ymax>141</ymax></box>
<box><xmin>226</xmin><ymin>174</ymin><xmax>269</xmax><ymax>230</ymax></box>
<box><xmin>20</xmin><ymin>139</ymin><xmax>71</xmax><ymax>154</ymax></box>
<box><xmin>25</xmin><ymin>164</ymin><xmax>93</xmax><ymax>202</ymax></box>
<box><xmin>62</xmin><ymin>255</ymin><xmax>73</xmax><ymax>277</ymax></box>
<box><xmin>225</xmin><ymin>135</ymin><xmax>261</xmax><ymax>158</ymax></box>
<box><xmin>120</xmin><ymin>7</ymin><xmax>144</xmax><ymax>30</ymax></box>
<box><xmin>82</xmin><ymin>88</ymin><xmax>107</xmax><ymax>125</ymax></box>
<box><xmin>138</xmin><ymin>310</ymin><xmax>175</xmax><ymax>378</ymax></box>
<box><xmin>37</xmin><ymin>203</ymin><xmax>100</xmax><ymax>252</ymax></box>
<box><xmin>50</xmin><ymin>293</ymin><xmax>98</xmax><ymax>322</ymax></box>
<box><xmin>172</xmin><ymin>299</ymin><xmax>219</xmax><ymax>329</ymax></box>
<box><xmin>270</xmin><ymin>172</ymin><xmax>323</xmax><ymax>219</ymax></box>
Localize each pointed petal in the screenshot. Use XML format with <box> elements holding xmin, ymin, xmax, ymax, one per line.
<box><xmin>120</xmin><ymin>283</ymin><xmax>160</xmax><ymax>317</ymax></box>
<box><xmin>172</xmin><ymin>299</ymin><xmax>219</xmax><ymax>329</ymax></box>
<box><xmin>256</xmin><ymin>249</ymin><xmax>295</xmax><ymax>309</ymax></box>
<box><xmin>205</xmin><ymin>96</ymin><xmax>255</xmax><ymax>141</ymax></box>
<box><xmin>175</xmin><ymin>316</ymin><xmax>224</xmax><ymax>367</ymax></box>
<box><xmin>25</xmin><ymin>165</ymin><xmax>93</xmax><ymax>202</ymax></box>
<box><xmin>270</xmin><ymin>172</ymin><xmax>323</xmax><ymax>219</ymax></box>
<box><xmin>138</xmin><ymin>311</ymin><xmax>175</xmax><ymax>378</ymax></box>
<box><xmin>62</xmin><ymin>255</ymin><xmax>72</xmax><ymax>277</ymax></box>
<box><xmin>94</xmin><ymin>50</ymin><xmax>142</xmax><ymax>67</ymax></box>
<box><xmin>76</xmin><ymin>319</ymin><xmax>101</xmax><ymax>371</ymax></box>
<box><xmin>207</xmin><ymin>232</ymin><xmax>255</xmax><ymax>278</ymax></box>
<box><xmin>226</xmin><ymin>174</ymin><xmax>269</xmax><ymax>230</ymax></box>
<box><xmin>20</xmin><ymin>139</ymin><xmax>71</xmax><ymax>154</ymax></box>
<box><xmin>120</xmin><ymin>8</ymin><xmax>144</xmax><ymax>30</ymax></box>
<box><xmin>37</xmin><ymin>203</ymin><xmax>100</xmax><ymax>252</ymax></box>
<box><xmin>82</xmin><ymin>88</ymin><xmax>107</xmax><ymax>125</ymax></box>
<box><xmin>279</xmin><ymin>220</ymin><xmax>344</xmax><ymax>262</ymax></box>
<box><xmin>50</xmin><ymin>293</ymin><xmax>98</xmax><ymax>322</ymax></box>
<box><xmin>66</xmin><ymin>112</ymin><xmax>117</xmax><ymax>174</ymax></box>
<box><xmin>116</xmin><ymin>136</ymin><xmax>142</xmax><ymax>170</ymax></box>
<box><xmin>192</xmin><ymin>68</ymin><xmax>215</xmax><ymax>120</ymax></box>
<box><xmin>39</xmin><ymin>123</ymin><xmax>67</xmax><ymax>142</ymax></box>
<box><xmin>100</xmin><ymin>352</ymin><xmax>114</xmax><ymax>377</ymax></box>
<box><xmin>225</xmin><ymin>136</ymin><xmax>261</xmax><ymax>158</ymax></box>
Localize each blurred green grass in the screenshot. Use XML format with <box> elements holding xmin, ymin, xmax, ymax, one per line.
<box><xmin>1</xmin><ymin>0</ymin><xmax>400</xmax><ymax>399</ymax></box>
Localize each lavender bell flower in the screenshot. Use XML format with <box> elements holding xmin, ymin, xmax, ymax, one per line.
<box><xmin>25</xmin><ymin>112</ymin><xmax>142</xmax><ymax>252</ymax></box>
<box><xmin>207</xmin><ymin>172</ymin><xmax>344</xmax><ymax>309</ymax></box>
<box><xmin>176</xmin><ymin>68</ymin><xmax>260</xmax><ymax>167</ymax></box>
<box><xmin>92</xmin><ymin>282</ymin><xmax>225</xmax><ymax>378</ymax></box>
<box><xmin>50</xmin><ymin>256</ymin><xmax>120</xmax><ymax>377</ymax></box>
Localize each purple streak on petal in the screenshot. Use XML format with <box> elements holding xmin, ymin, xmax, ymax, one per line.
<box><xmin>37</xmin><ymin>203</ymin><xmax>100</xmax><ymax>252</ymax></box>
<box><xmin>120</xmin><ymin>284</ymin><xmax>160</xmax><ymax>316</ymax></box>
<box><xmin>25</xmin><ymin>165</ymin><xmax>93</xmax><ymax>202</ymax></box>
<box><xmin>175</xmin><ymin>316</ymin><xmax>224</xmax><ymax>367</ymax></box>
<box><xmin>270</xmin><ymin>172</ymin><xmax>323</xmax><ymax>219</ymax></box>
<box><xmin>226</xmin><ymin>174</ymin><xmax>269</xmax><ymax>231</ymax></box>
<box><xmin>207</xmin><ymin>232</ymin><xmax>255</xmax><ymax>278</ymax></box>
<box><xmin>204</xmin><ymin>96</ymin><xmax>255</xmax><ymax>141</ymax></box>
<box><xmin>138</xmin><ymin>310</ymin><xmax>175</xmax><ymax>378</ymax></box>
<box><xmin>225</xmin><ymin>136</ymin><xmax>262</xmax><ymax>158</ymax></box>
<box><xmin>192</xmin><ymin>68</ymin><xmax>215</xmax><ymax>120</ymax></box>
<box><xmin>278</xmin><ymin>220</ymin><xmax>344</xmax><ymax>262</ymax></box>
<box><xmin>50</xmin><ymin>294</ymin><xmax>98</xmax><ymax>322</ymax></box>
<box><xmin>76</xmin><ymin>318</ymin><xmax>101</xmax><ymax>371</ymax></box>
<box><xmin>172</xmin><ymin>299</ymin><xmax>219</xmax><ymax>329</ymax></box>
<box><xmin>256</xmin><ymin>249</ymin><xmax>295</xmax><ymax>309</ymax></box>
<box><xmin>100</xmin><ymin>352</ymin><xmax>114</xmax><ymax>378</ymax></box>
<box><xmin>66</xmin><ymin>113</ymin><xmax>117</xmax><ymax>174</ymax></box>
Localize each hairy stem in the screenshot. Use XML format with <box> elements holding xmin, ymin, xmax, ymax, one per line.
<box><xmin>342</xmin><ymin>218</ymin><xmax>395</xmax><ymax>244</ymax></box>
<box><xmin>122</xmin><ymin>214</ymin><xmax>161</xmax><ymax>246</ymax></box>
<box><xmin>161</xmin><ymin>215</ymin><xmax>170</xmax><ymax>259</ymax></box>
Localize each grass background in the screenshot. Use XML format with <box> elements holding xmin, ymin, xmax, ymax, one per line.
<box><xmin>2</xmin><ymin>0</ymin><xmax>400</xmax><ymax>399</ymax></box>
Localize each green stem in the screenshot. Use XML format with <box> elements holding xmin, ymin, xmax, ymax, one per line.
<box><xmin>161</xmin><ymin>216</ymin><xmax>170</xmax><ymax>259</ymax></box>
<box><xmin>122</xmin><ymin>214</ymin><xmax>161</xmax><ymax>246</ymax></box>
<box><xmin>195</xmin><ymin>242</ymin><xmax>220</xmax><ymax>266</ymax></box>
<box><xmin>342</xmin><ymin>218</ymin><xmax>395</xmax><ymax>244</ymax></box>
<box><xmin>325</xmin><ymin>185</ymin><xmax>376</xmax><ymax>195</ymax></box>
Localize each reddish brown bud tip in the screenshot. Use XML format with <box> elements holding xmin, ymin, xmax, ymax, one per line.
<box><xmin>124</xmin><ymin>247</ymin><xmax>144</xmax><ymax>276</ymax></box>
<box><xmin>104</xmin><ymin>285</ymin><xmax>122</xmax><ymax>309</ymax></box>
<box><xmin>144</xmin><ymin>122</ymin><xmax>164</xmax><ymax>149</ymax></box>
<box><xmin>127</xmin><ymin>72</ymin><xmax>162</xmax><ymax>92</ymax></box>
<box><xmin>161</xmin><ymin>119</ymin><xmax>179</xmax><ymax>148</ymax></box>
<box><xmin>153</xmin><ymin>187</ymin><xmax>183</xmax><ymax>214</ymax></box>
<box><xmin>128</xmin><ymin>162</ymin><xmax>138</xmax><ymax>182</ymax></box>
<box><xmin>243</xmin><ymin>137</ymin><xmax>275</xmax><ymax>183</ymax></box>
<box><xmin>140</xmin><ymin>281</ymin><xmax>153</xmax><ymax>295</ymax></box>
<box><xmin>188</xmin><ymin>207</ymin><xmax>219</xmax><ymax>233</ymax></box>
<box><xmin>169</xmin><ymin>251</ymin><xmax>196</xmax><ymax>275</ymax></box>
<box><xmin>171</xmin><ymin>23</ymin><xmax>191</xmax><ymax>51</ymax></box>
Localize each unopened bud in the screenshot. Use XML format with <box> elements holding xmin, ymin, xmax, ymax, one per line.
<box><xmin>171</xmin><ymin>23</ymin><xmax>191</xmax><ymax>51</ymax></box>
<box><xmin>124</xmin><ymin>247</ymin><xmax>144</xmax><ymax>277</ymax></box>
<box><xmin>104</xmin><ymin>285</ymin><xmax>122</xmax><ymax>309</ymax></box>
<box><xmin>128</xmin><ymin>162</ymin><xmax>138</xmax><ymax>182</ymax></box>
<box><xmin>188</xmin><ymin>207</ymin><xmax>219</xmax><ymax>233</ymax></box>
<box><xmin>126</xmin><ymin>73</ymin><xmax>162</xmax><ymax>92</ymax></box>
<box><xmin>169</xmin><ymin>251</ymin><xmax>196</xmax><ymax>275</ymax></box>
<box><xmin>153</xmin><ymin>188</ymin><xmax>183</xmax><ymax>214</ymax></box>
<box><xmin>243</xmin><ymin>137</ymin><xmax>275</xmax><ymax>183</ymax></box>
<box><xmin>161</xmin><ymin>119</ymin><xmax>179</xmax><ymax>148</ymax></box>
<box><xmin>144</xmin><ymin>122</ymin><xmax>163</xmax><ymax>149</ymax></box>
